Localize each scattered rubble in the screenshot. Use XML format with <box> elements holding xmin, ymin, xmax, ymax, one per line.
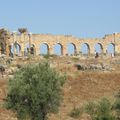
<box><xmin>74</xmin><ymin>63</ymin><xmax>112</xmax><ymax>71</ymax></box>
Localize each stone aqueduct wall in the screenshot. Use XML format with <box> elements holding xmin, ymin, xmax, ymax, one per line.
<box><xmin>9</xmin><ymin>33</ymin><xmax>120</xmax><ymax>56</ymax></box>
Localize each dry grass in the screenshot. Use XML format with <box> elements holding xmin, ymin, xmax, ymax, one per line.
<box><xmin>1</xmin><ymin>56</ymin><xmax>120</xmax><ymax>120</ymax></box>
<box><xmin>48</xmin><ymin>71</ymin><xmax>120</xmax><ymax>120</ymax></box>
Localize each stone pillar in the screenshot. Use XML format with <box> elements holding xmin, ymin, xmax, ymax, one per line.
<box><xmin>6</xmin><ymin>44</ymin><xmax>10</xmax><ymax>56</ymax></box>
<box><xmin>20</xmin><ymin>34</ymin><xmax>25</xmax><ymax>57</ymax></box>
<box><xmin>116</xmin><ymin>44</ymin><xmax>120</xmax><ymax>55</ymax></box>
<box><xmin>49</xmin><ymin>45</ymin><xmax>54</xmax><ymax>55</ymax></box>
<box><xmin>76</xmin><ymin>45</ymin><xmax>80</xmax><ymax>56</ymax></box>
<box><xmin>28</xmin><ymin>32</ymin><xmax>32</xmax><ymax>52</ymax></box>
<box><xmin>90</xmin><ymin>45</ymin><xmax>95</xmax><ymax>55</ymax></box>
<box><xmin>0</xmin><ymin>43</ymin><xmax>1</xmax><ymax>55</ymax></box>
<box><xmin>35</xmin><ymin>45</ymin><xmax>39</xmax><ymax>56</ymax></box>
<box><xmin>103</xmin><ymin>46</ymin><xmax>107</xmax><ymax>55</ymax></box>
<box><xmin>12</xmin><ymin>31</ymin><xmax>18</xmax><ymax>56</ymax></box>
<box><xmin>21</xmin><ymin>43</ymin><xmax>24</xmax><ymax>57</ymax></box>
<box><xmin>63</xmin><ymin>46</ymin><xmax>67</xmax><ymax>56</ymax></box>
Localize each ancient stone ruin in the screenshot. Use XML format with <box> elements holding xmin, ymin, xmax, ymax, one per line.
<box><xmin>0</xmin><ymin>28</ymin><xmax>120</xmax><ymax>57</ymax></box>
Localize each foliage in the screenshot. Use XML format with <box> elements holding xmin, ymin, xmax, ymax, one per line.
<box><xmin>85</xmin><ymin>101</ymin><xmax>97</xmax><ymax>120</ymax></box>
<box><xmin>85</xmin><ymin>98</ymin><xmax>116</xmax><ymax>120</ymax></box>
<box><xmin>43</xmin><ymin>54</ymin><xmax>50</xmax><ymax>59</ymax></box>
<box><xmin>5</xmin><ymin>62</ymin><xmax>66</xmax><ymax>120</ymax></box>
<box><xmin>18</xmin><ymin>28</ymin><xmax>28</xmax><ymax>34</ymax></box>
<box><xmin>43</xmin><ymin>54</ymin><xmax>58</xmax><ymax>59</ymax></box>
<box><xmin>71</xmin><ymin>57</ymin><xmax>79</xmax><ymax>62</ymax></box>
<box><xmin>113</xmin><ymin>90</ymin><xmax>120</xmax><ymax>119</ymax></box>
<box><xmin>96</xmin><ymin>98</ymin><xmax>116</xmax><ymax>120</ymax></box>
<box><xmin>49</xmin><ymin>54</ymin><xmax>58</xmax><ymax>58</ymax></box>
<box><xmin>69</xmin><ymin>107</ymin><xmax>83</xmax><ymax>119</ymax></box>
<box><xmin>27</xmin><ymin>53</ymin><xmax>32</xmax><ymax>60</ymax></box>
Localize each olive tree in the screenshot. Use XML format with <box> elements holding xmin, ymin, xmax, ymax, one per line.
<box><xmin>5</xmin><ymin>62</ymin><xmax>66</xmax><ymax>120</ymax></box>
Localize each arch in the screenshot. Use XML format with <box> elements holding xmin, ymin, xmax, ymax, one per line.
<box><xmin>54</xmin><ymin>43</ymin><xmax>63</xmax><ymax>55</ymax></box>
<box><xmin>107</xmin><ymin>43</ymin><xmax>115</xmax><ymax>54</ymax></box>
<box><xmin>24</xmin><ymin>43</ymin><xmax>30</xmax><ymax>56</ymax></box>
<box><xmin>9</xmin><ymin>44</ymin><xmax>13</xmax><ymax>55</ymax></box>
<box><xmin>80</xmin><ymin>43</ymin><xmax>90</xmax><ymax>55</ymax></box>
<box><xmin>67</xmin><ymin>43</ymin><xmax>76</xmax><ymax>55</ymax></box>
<box><xmin>24</xmin><ymin>43</ymin><xmax>36</xmax><ymax>55</ymax></box>
<box><xmin>30</xmin><ymin>44</ymin><xmax>36</xmax><ymax>55</ymax></box>
<box><xmin>14</xmin><ymin>42</ymin><xmax>21</xmax><ymax>55</ymax></box>
<box><xmin>40</xmin><ymin>43</ymin><xmax>49</xmax><ymax>55</ymax></box>
<box><xmin>9</xmin><ymin>42</ymin><xmax>21</xmax><ymax>56</ymax></box>
<box><xmin>94</xmin><ymin>43</ymin><xmax>103</xmax><ymax>54</ymax></box>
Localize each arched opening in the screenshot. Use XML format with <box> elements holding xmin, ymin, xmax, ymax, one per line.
<box><xmin>9</xmin><ymin>43</ymin><xmax>21</xmax><ymax>56</ymax></box>
<box><xmin>9</xmin><ymin>44</ymin><xmax>13</xmax><ymax>55</ymax></box>
<box><xmin>107</xmin><ymin>43</ymin><xmax>115</xmax><ymax>55</ymax></box>
<box><xmin>54</xmin><ymin>43</ymin><xmax>63</xmax><ymax>55</ymax></box>
<box><xmin>81</xmin><ymin>43</ymin><xmax>90</xmax><ymax>55</ymax></box>
<box><xmin>24</xmin><ymin>43</ymin><xmax>36</xmax><ymax>56</ymax></box>
<box><xmin>67</xmin><ymin>43</ymin><xmax>76</xmax><ymax>55</ymax></box>
<box><xmin>94</xmin><ymin>43</ymin><xmax>103</xmax><ymax>54</ymax></box>
<box><xmin>30</xmin><ymin>44</ymin><xmax>36</xmax><ymax>55</ymax></box>
<box><xmin>24</xmin><ymin>43</ymin><xmax>30</xmax><ymax>56</ymax></box>
<box><xmin>40</xmin><ymin>43</ymin><xmax>49</xmax><ymax>55</ymax></box>
<box><xmin>14</xmin><ymin>42</ymin><xmax>21</xmax><ymax>55</ymax></box>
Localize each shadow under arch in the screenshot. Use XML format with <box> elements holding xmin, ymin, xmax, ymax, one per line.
<box><xmin>67</xmin><ymin>43</ymin><xmax>76</xmax><ymax>56</ymax></box>
<box><xmin>40</xmin><ymin>43</ymin><xmax>49</xmax><ymax>55</ymax></box>
<box><xmin>30</xmin><ymin>44</ymin><xmax>36</xmax><ymax>55</ymax></box>
<box><xmin>80</xmin><ymin>43</ymin><xmax>90</xmax><ymax>55</ymax></box>
<box><xmin>107</xmin><ymin>43</ymin><xmax>115</xmax><ymax>55</ymax></box>
<box><xmin>53</xmin><ymin>43</ymin><xmax>63</xmax><ymax>56</ymax></box>
<box><xmin>94</xmin><ymin>43</ymin><xmax>103</xmax><ymax>54</ymax></box>
<box><xmin>24</xmin><ymin>43</ymin><xmax>36</xmax><ymax>56</ymax></box>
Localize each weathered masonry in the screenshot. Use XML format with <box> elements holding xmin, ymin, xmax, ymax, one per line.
<box><xmin>2</xmin><ymin>32</ymin><xmax>120</xmax><ymax>56</ymax></box>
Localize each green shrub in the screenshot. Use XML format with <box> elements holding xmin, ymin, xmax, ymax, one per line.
<box><xmin>96</xmin><ymin>98</ymin><xmax>116</xmax><ymax>120</ymax></box>
<box><xmin>69</xmin><ymin>107</ymin><xmax>83</xmax><ymax>119</ymax></box>
<box><xmin>71</xmin><ymin>57</ymin><xmax>79</xmax><ymax>62</ymax></box>
<box><xmin>43</xmin><ymin>54</ymin><xmax>58</xmax><ymax>59</ymax></box>
<box><xmin>113</xmin><ymin>90</ymin><xmax>120</xmax><ymax>119</ymax></box>
<box><xmin>85</xmin><ymin>101</ymin><xmax>97</xmax><ymax>120</ymax></box>
<box><xmin>85</xmin><ymin>99</ymin><xmax>116</xmax><ymax>120</ymax></box>
<box><xmin>5</xmin><ymin>62</ymin><xmax>66</xmax><ymax>120</ymax></box>
<box><xmin>43</xmin><ymin>54</ymin><xmax>50</xmax><ymax>59</ymax></box>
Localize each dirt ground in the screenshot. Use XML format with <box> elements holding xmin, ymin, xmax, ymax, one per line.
<box><xmin>0</xmin><ymin>56</ymin><xmax>120</xmax><ymax>120</ymax></box>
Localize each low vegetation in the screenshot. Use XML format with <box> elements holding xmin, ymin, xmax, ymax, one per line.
<box><xmin>85</xmin><ymin>101</ymin><xmax>97</xmax><ymax>119</ymax></box>
<box><xmin>85</xmin><ymin>98</ymin><xmax>116</xmax><ymax>120</ymax></box>
<box><xmin>4</xmin><ymin>62</ymin><xmax>66</xmax><ymax>120</ymax></box>
<box><xmin>1</xmin><ymin>56</ymin><xmax>120</xmax><ymax>120</ymax></box>
<box><xmin>69</xmin><ymin>107</ymin><xmax>83</xmax><ymax>119</ymax></box>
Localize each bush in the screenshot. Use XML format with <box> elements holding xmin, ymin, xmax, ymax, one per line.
<box><xmin>69</xmin><ymin>107</ymin><xmax>83</xmax><ymax>119</ymax></box>
<box><xmin>71</xmin><ymin>57</ymin><xmax>79</xmax><ymax>62</ymax></box>
<box><xmin>85</xmin><ymin>99</ymin><xmax>116</xmax><ymax>120</ymax></box>
<box><xmin>43</xmin><ymin>54</ymin><xmax>50</xmax><ymax>59</ymax></box>
<box><xmin>5</xmin><ymin>62</ymin><xmax>66</xmax><ymax>120</ymax></box>
<box><xmin>96</xmin><ymin>98</ymin><xmax>116</xmax><ymax>120</ymax></box>
<box><xmin>85</xmin><ymin>101</ymin><xmax>97</xmax><ymax>120</ymax></box>
<box><xmin>113</xmin><ymin>90</ymin><xmax>120</xmax><ymax>119</ymax></box>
